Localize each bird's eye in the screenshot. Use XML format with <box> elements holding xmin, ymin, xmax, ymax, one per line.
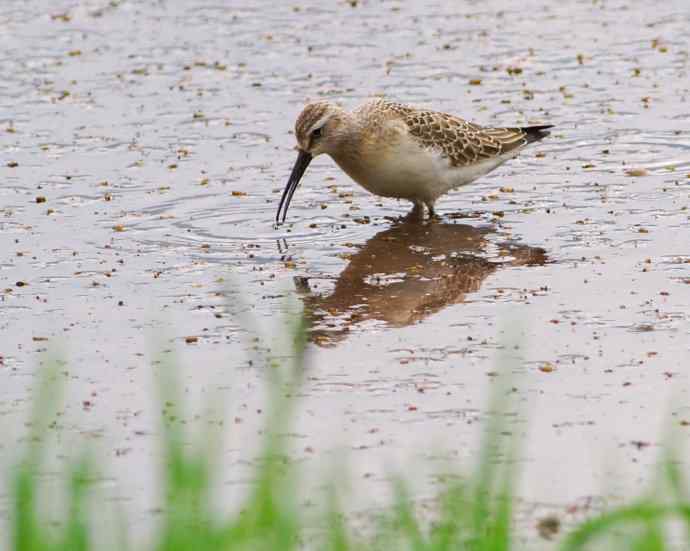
<box><xmin>311</xmin><ymin>127</ymin><xmax>322</xmax><ymax>139</ymax></box>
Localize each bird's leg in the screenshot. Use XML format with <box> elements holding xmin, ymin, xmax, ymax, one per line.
<box><xmin>408</xmin><ymin>200</ymin><xmax>425</xmax><ymax>221</ymax></box>
<box><xmin>424</xmin><ymin>200</ymin><xmax>438</xmax><ymax>220</ymax></box>
<box><xmin>293</xmin><ymin>276</ymin><xmax>312</xmax><ymax>295</ymax></box>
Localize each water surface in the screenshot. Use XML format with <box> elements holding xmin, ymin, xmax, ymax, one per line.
<box><xmin>1</xmin><ymin>0</ymin><xmax>689</xmax><ymax>546</ymax></box>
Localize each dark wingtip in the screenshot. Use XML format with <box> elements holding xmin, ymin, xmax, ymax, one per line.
<box><xmin>522</xmin><ymin>125</ymin><xmax>553</xmax><ymax>144</ymax></box>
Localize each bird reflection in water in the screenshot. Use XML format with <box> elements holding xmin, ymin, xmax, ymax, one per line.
<box><xmin>295</xmin><ymin>217</ymin><xmax>547</xmax><ymax>346</ymax></box>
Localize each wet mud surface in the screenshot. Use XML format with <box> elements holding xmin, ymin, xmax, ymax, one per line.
<box><xmin>1</xmin><ymin>0</ymin><xmax>690</xmax><ymax>546</ymax></box>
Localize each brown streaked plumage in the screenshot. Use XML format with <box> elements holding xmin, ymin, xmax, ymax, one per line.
<box><xmin>276</xmin><ymin>98</ymin><xmax>552</xmax><ymax>224</ymax></box>
<box><xmin>294</xmin><ymin>101</ymin><xmax>332</xmax><ymax>149</ymax></box>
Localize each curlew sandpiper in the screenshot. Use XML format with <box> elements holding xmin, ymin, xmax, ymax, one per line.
<box><xmin>276</xmin><ymin>98</ymin><xmax>552</xmax><ymax>224</ymax></box>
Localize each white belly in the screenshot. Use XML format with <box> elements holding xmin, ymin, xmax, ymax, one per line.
<box><xmin>333</xmin><ymin>137</ymin><xmax>519</xmax><ymax>203</ymax></box>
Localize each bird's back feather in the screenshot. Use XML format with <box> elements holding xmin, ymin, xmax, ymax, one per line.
<box><xmin>357</xmin><ymin>99</ymin><xmax>551</xmax><ymax>168</ymax></box>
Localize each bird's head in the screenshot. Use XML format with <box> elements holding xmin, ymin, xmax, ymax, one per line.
<box><xmin>276</xmin><ymin>101</ymin><xmax>347</xmax><ymax>224</ymax></box>
<box><xmin>294</xmin><ymin>101</ymin><xmax>346</xmax><ymax>157</ymax></box>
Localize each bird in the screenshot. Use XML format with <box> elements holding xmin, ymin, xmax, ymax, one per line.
<box><xmin>275</xmin><ymin>98</ymin><xmax>552</xmax><ymax>224</ymax></box>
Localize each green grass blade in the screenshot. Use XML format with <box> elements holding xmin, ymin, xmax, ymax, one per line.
<box><xmin>561</xmin><ymin>503</ymin><xmax>690</xmax><ymax>550</ymax></box>
<box><xmin>13</xmin><ymin>463</ymin><xmax>42</xmax><ymax>551</ymax></box>
<box><xmin>392</xmin><ymin>480</ymin><xmax>426</xmax><ymax>551</ymax></box>
<box><xmin>61</xmin><ymin>457</ymin><xmax>91</xmax><ymax>551</ymax></box>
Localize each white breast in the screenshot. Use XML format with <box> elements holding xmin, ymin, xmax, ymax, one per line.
<box><xmin>332</xmin><ymin>132</ymin><xmax>521</xmax><ymax>204</ymax></box>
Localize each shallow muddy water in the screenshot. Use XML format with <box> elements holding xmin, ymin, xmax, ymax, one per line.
<box><xmin>1</xmin><ymin>0</ymin><xmax>690</xmax><ymax>547</ymax></box>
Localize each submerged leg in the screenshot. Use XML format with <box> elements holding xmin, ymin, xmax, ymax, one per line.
<box><xmin>407</xmin><ymin>199</ymin><xmax>425</xmax><ymax>221</ymax></box>
<box><xmin>400</xmin><ymin>201</ymin><xmax>424</xmax><ymax>223</ymax></box>
<box><xmin>424</xmin><ymin>200</ymin><xmax>438</xmax><ymax>219</ymax></box>
<box><xmin>293</xmin><ymin>276</ymin><xmax>311</xmax><ymax>295</ymax></box>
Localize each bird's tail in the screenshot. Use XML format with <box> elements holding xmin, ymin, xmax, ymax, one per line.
<box><xmin>521</xmin><ymin>125</ymin><xmax>553</xmax><ymax>144</ymax></box>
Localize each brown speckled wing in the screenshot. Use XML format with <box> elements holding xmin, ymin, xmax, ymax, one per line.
<box><xmin>354</xmin><ymin>99</ymin><xmax>551</xmax><ymax>167</ymax></box>
<box><xmin>404</xmin><ymin>111</ymin><xmax>533</xmax><ymax>167</ymax></box>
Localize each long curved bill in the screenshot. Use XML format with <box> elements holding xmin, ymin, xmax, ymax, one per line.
<box><xmin>275</xmin><ymin>150</ymin><xmax>312</xmax><ymax>225</ymax></box>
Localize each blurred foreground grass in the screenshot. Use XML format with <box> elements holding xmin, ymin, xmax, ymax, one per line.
<box><xmin>8</xmin><ymin>315</ymin><xmax>690</xmax><ymax>550</ymax></box>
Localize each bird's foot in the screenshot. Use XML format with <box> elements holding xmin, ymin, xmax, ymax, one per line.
<box><xmin>405</xmin><ymin>201</ymin><xmax>425</xmax><ymax>222</ymax></box>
